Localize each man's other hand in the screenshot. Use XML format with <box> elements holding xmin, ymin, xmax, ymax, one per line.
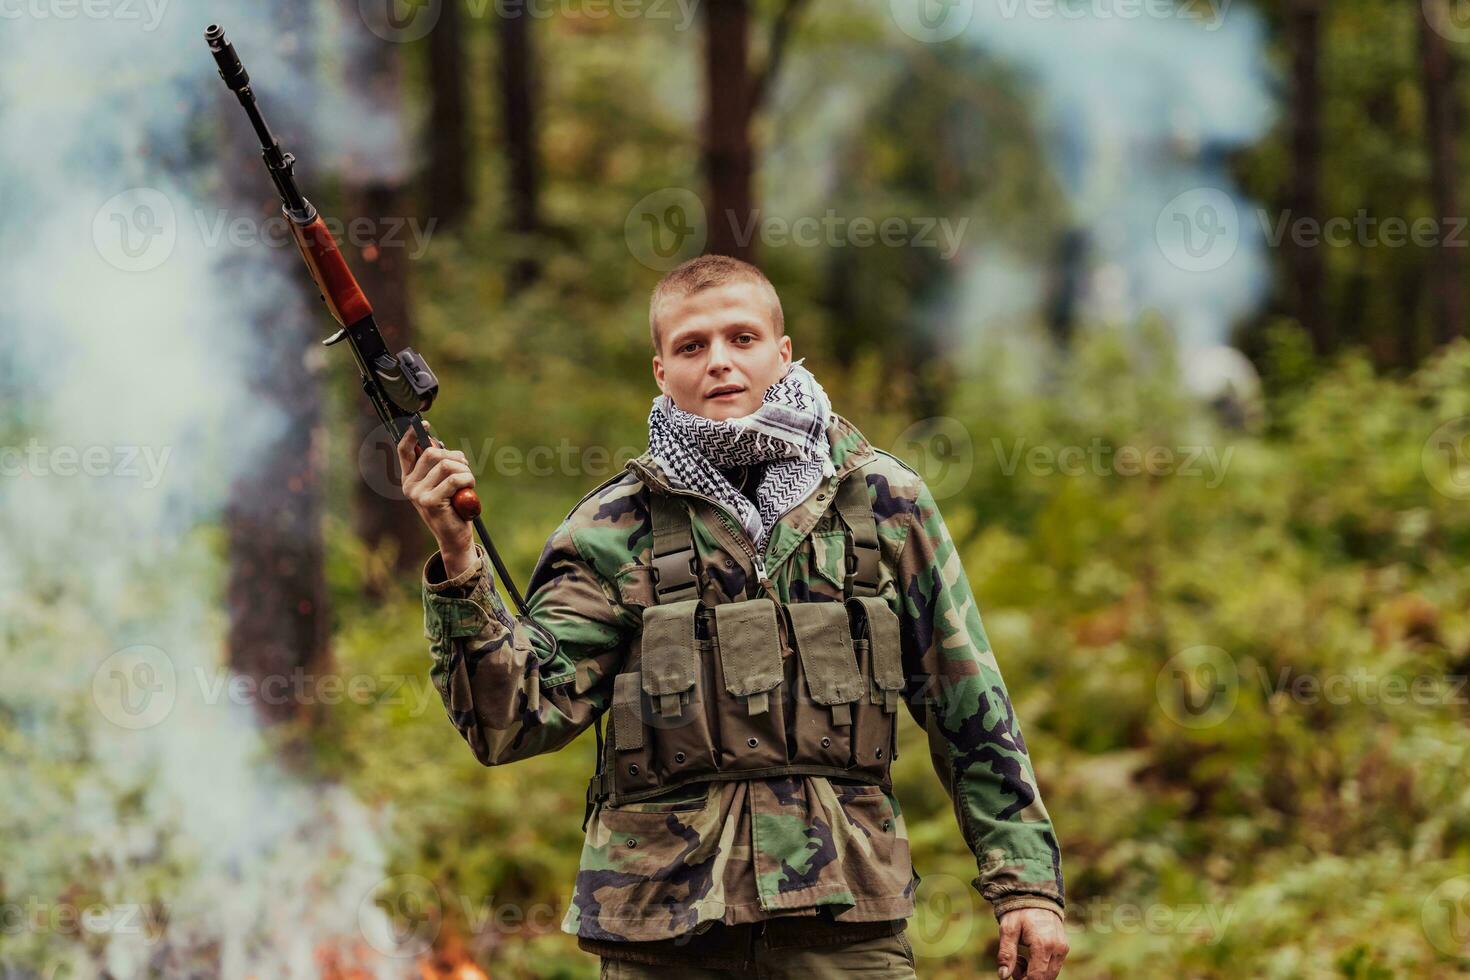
<box><xmin>997</xmin><ymin>907</ymin><xmax>1068</xmax><ymax>980</ymax></box>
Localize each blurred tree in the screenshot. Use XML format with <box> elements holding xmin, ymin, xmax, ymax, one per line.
<box><xmin>221</xmin><ymin>4</ymin><xmax>330</xmax><ymax>724</ymax></box>
<box><xmin>1417</xmin><ymin>0</ymin><xmax>1465</xmax><ymax>346</ymax></box>
<box><xmin>500</xmin><ymin>6</ymin><xmax>542</xmax><ymax>290</ymax></box>
<box><xmin>702</xmin><ymin>0</ymin><xmax>808</xmax><ymax>260</ymax></box>
<box><xmin>1045</xmin><ymin>229</ymin><xmax>1089</xmax><ymax>351</ymax></box>
<box><xmin>425</xmin><ymin>0</ymin><xmax>472</xmax><ymax>227</ymax></box>
<box><xmin>342</xmin><ymin>3</ymin><xmax>424</xmax><ymax>590</ymax></box>
<box><xmin>1286</xmin><ymin>0</ymin><xmax>1329</xmax><ymax>356</ymax></box>
<box><xmin>813</xmin><ymin>43</ymin><xmax>1058</xmax><ymax>414</ymax></box>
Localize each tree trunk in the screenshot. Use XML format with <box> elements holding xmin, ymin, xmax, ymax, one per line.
<box><xmin>500</xmin><ymin>8</ymin><xmax>541</xmax><ymax>290</ymax></box>
<box><xmin>703</xmin><ymin>0</ymin><xmax>755</xmax><ymax>261</ymax></box>
<box><xmin>330</xmin><ymin>0</ymin><xmax>423</xmax><ymax>590</ymax></box>
<box><xmin>1045</xmin><ymin>229</ymin><xmax>1089</xmax><ymax>350</ymax></box>
<box><xmin>343</xmin><ymin>0</ymin><xmax>423</xmax><ymax>589</ymax></box>
<box><xmin>1286</xmin><ymin>0</ymin><xmax>1329</xmax><ymax>355</ymax></box>
<box><xmin>222</xmin><ymin>5</ymin><xmax>330</xmax><ymax>725</ymax></box>
<box><xmin>425</xmin><ymin>0</ymin><xmax>471</xmax><ymax>228</ymax></box>
<box><xmin>347</xmin><ymin>180</ymin><xmax>422</xmax><ymax>591</ymax></box>
<box><xmin>1419</xmin><ymin>0</ymin><xmax>1465</xmax><ymax>349</ymax></box>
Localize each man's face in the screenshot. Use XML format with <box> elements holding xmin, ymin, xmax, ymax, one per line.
<box><xmin>652</xmin><ymin>280</ymin><xmax>792</xmax><ymax>421</ymax></box>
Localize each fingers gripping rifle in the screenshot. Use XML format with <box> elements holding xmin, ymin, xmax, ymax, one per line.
<box><xmin>205</xmin><ymin>24</ymin><xmax>541</xmax><ymax>625</ymax></box>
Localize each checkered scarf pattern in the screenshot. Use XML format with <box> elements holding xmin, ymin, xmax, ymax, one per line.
<box><xmin>647</xmin><ymin>358</ymin><xmax>837</xmax><ymax>549</ymax></box>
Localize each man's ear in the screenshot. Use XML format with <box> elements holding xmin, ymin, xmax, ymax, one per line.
<box><xmin>779</xmin><ymin>334</ymin><xmax>792</xmax><ymax>366</ymax></box>
<box><xmin>652</xmin><ymin>354</ymin><xmax>665</xmax><ymax>394</ymax></box>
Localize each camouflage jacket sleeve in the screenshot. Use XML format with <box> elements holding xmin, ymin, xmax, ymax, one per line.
<box><xmin>893</xmin><ymin>474</ymin><xmax>1066</xmax><ymax>920</ymax></box>
<box><xmin>421</xmin><ymin>517</ymin><xmax>627</xmax><ymax>766</ymax></box>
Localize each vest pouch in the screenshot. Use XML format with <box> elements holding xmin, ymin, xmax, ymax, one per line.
<box><xmin>639</xmin><ymin>600</ymin><xmax>720</xmax><ymax>786</ymax></box>
<box><xmin>786</xmin><ymin>601</ymin><xmax>863</xmax><ymax>770</ymax></box>
<box><xmin>713</xmin><ymin>597</ymin><xmax>789</xmax><ymax>771</ymax></box>
<box><xmin>847</xmin><ymin>596</ymin><xmax>905</xmax><ymax>781</ymax></box>
<box><xmin>611</xmin><ymin>670</ymin><xmax>658</xmax><ymax>796</ymax></box>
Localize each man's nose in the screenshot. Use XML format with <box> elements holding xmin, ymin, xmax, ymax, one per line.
<box><xmin>706</xmin><ymin>338</ymin><xmax>733</xmax><ymax>371</ymax></box>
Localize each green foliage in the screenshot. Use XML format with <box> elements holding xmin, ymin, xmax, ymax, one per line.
<box><xmin>321</xmin><ymin>313</ymin><xmax>1470</xmax><ymax>976</ymax></box>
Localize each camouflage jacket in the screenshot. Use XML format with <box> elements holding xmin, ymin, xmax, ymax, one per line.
<box><xmin>421</xmin><ymin>414</ymin><xmax>1065</xmax><ymax>943</ymax></box>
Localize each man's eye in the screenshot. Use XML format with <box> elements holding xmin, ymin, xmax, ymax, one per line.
<box><xmin>736</xmin><ymin>334</ymin><xmax>755</xmax><ymax>343</ymax></box>
<box><xmin>680</xmin><ymin>343</ymin><xmax>700</xmax><ymax>354</ymax></box>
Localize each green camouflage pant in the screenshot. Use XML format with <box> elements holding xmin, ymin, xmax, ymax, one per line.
<box><xmin>598</xmin><ymin>932</ymin><xmax>918</xmax><ymax>979</ymax></box>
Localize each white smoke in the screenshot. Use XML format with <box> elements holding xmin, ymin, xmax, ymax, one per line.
<box><xmin>0</xmin><ymin>2</ymin><xmax>418</xmax><ymax>977</ymax></box>
<box><xmin>949</xmin><ymin>0</ymin><xmax>1276</xmax><ymax>366</ymax></box>
<box><xmin>760</xmin><ymin>1</ymin><xmax>1275</xmax><ymax>390</ymax></box>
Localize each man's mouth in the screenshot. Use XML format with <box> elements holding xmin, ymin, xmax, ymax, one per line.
<box><xmin>706</xmin><ymin>385</ymin><xmax>745</xmax><ymax>400</ymax></box>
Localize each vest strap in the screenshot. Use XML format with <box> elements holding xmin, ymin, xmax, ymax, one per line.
<box><xmin>836</xmin><ymin>475</ymin><xmax>881</xmax><ymax>597</ymax></box>
<box><xmin>612</xmin><ymin>671</ymin><xmax>646</xmax><ymax>750</ymax></box>
<box><xmin>651</xmin><ymin>493</ymin><xmax>700</xmax><ymax>602</ymax></box>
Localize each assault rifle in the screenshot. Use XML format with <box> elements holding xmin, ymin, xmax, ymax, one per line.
<box><xmin>205</xmin><ymin>24</ymin><xmax>536</xmax><ymax>621</ymax></box>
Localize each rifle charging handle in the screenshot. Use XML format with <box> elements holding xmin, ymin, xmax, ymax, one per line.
<box><xmin>452</xmin><ymin>487</ymin><xmax>481</xmax><ymax>521</ymax></box>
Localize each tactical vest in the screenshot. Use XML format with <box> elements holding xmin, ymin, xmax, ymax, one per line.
<box><xmin>586</xmin><ymin>474</ymin><xmax>906</xmax><ymax>811</ymax></box>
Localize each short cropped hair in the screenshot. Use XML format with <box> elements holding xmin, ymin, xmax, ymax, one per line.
<box><xmin>649</xmin><ymin>254</ymin><xmax>785</xmax><ymax>353</ymax></box>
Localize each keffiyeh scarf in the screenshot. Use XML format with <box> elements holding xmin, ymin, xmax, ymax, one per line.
<box><xmin>647</xmin><ymin>359</ymin><xmax>837</xmax><ymax>549</ymax></box>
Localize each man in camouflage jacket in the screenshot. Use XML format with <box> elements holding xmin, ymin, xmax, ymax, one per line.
<box><xmin>400</xmin><ymin>256</ymin><xmax>1068</xmax><ymax>979</ymax></box>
